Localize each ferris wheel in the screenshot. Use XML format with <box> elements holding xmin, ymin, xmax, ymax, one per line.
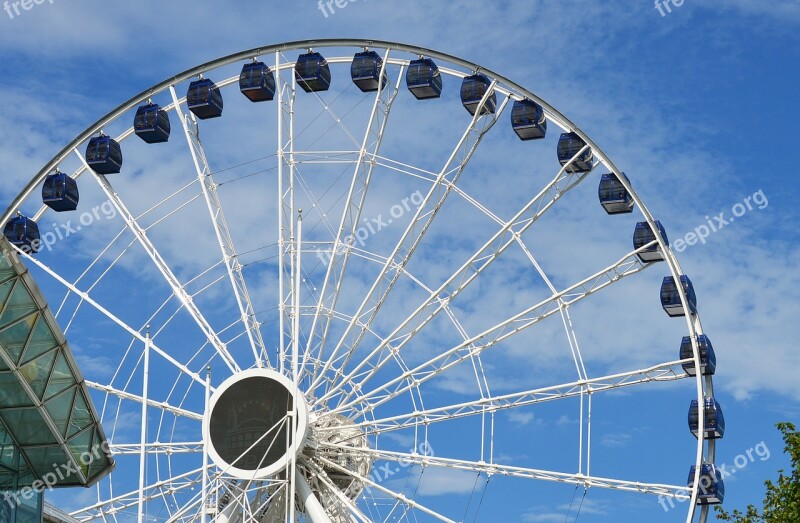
<box><xmin>0</xmin><ymin>39</ymin><xmax>725</xmax><ymax>522</ymax></box>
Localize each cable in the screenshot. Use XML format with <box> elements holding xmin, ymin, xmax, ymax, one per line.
<box><xmin>573</xmin><ymin>487</ymin><xmax>588</xmax><ymax>521</ymax></box>
<box><xmin>462</xmin><ymin>472</ymin><xmax>481</xmax><ymax>522</ymax></box>
<box><xmin>563</xmin><ymin>485</ymin><xmax>579</xmax><ymax>523</ymax></box>
<box><xmin>472</xmin><ymin>475</ymin><xmax>490</xmax><ymax>522</ymax></box>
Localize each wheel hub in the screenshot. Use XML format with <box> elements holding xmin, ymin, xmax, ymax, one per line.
<box><xmin>204</xmin><ymin>369</ymin><xmax>309</xmax><ymax>479</ymax></box>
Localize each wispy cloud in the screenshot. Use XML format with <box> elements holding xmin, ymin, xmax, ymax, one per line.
<box><xmin>508</xmin><ymin>410</ymin><xmax>535</xmax><ymax>426</ymax></box>
<box><xmin>522</xmin><ymin>498</ymin><xmax>608</xmax><ymax>521</ymax></box>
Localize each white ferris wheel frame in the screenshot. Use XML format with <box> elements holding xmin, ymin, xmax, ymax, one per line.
<box><xmin>0</xmin><ymin>39</ymin><xmax>717</xmax><ymax>523</ymax></box>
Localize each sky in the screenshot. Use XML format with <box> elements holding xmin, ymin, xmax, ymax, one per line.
<box><xmin>0</xmin><ymin>1</ymin><xmax>798</xmax><ymax>523</ymax></box>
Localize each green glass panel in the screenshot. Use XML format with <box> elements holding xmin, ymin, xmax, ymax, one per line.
<box><xmin>15</xmin><ymin>489</ymin><xmax>42</xmax><ymax>523</ymax></box>
<box><xmin>19</xmin><ymin>349</ymin><xmax>56</xmax><ymax>401</ymax></box>
<box><xmin>0</xmin><ymin>449</ymin><xmax>16</xmax><ymax>472</ymax></box>
<box><xmin>67</xmin><ymin>390</ymin><xmax>93</xmax><ymax>439</ymax></box>
<box><xmin>0</xmin><ymin>372</ymin><xmax>34</xmax><ymax>408</ymax></box>
<box><xmin>0</xmin><ymin>279</ymin><xmax>15</xmax><ymax>309</ymax></box>
<box><xmin>67</xmin><ymin>428</ymin><xmax>92</xmax><ymax>478</ymax></box>
<box><xmin>43</xmin><ymin>387</ymin><xmax>76</xmax><ymax>439</ymax></box>
<box><xmin>16</xmin><ymin>469</ymin><xmax>36</xmax><ymax>487</ymax></box>
<box><xmin>87</xmin><ymin>453</ymin><xmax>111</xmax><ymax>481</ymax></box>
<box><xmin>0</xmin><ymin>250</ymin><xmax>15</xmax><ymax>281</ymax></box>
<box><xmin>0</xmin><ymin>469</ymin><xmax>16</xmax><ymax>489</ymax></box>
<box><xmin>19</xmin><ymin>446</ymin><xmax>69</xmax><ymax>485</ymax></box>
<box><xmin>0</xmin><ymin>408</ymin><xmax>57</xmax><ymax>446</ymax></box>
<box><xmin>19</xmin><ymin>315</ymin><xmax>58</xmax><ymax>366</ymax></box>
<box><xmin>0</xmin><ymin>312</ymin><xmax>37</xmax><ymax>365</ymax></box>
<box><xmin>86</xmin><ymin>427</ymin><xmax>112</xmax><ymax>481</ymax></box>
<box><xmin>43</xmin><ymin>350</ymin><xmax>75</xmax><ymax>400</ymax></box>
<box><xmin>0</xmin><ymin>422</ymin><xmax>17</xmax><ymax>472</ymax></box>
<box><xmin>0</xmin><ymin>430</ymin><xmax>17</xmax><ymax>470</ymax></box>
<box><xmin>15</xmin><ymin>459</ymin><xmax>31</xmax><ymax>483</ymax></box>
<box><xmin>0</xmin><ymin>282</ymin><xmax>37</xmax><ymax>331</ymax></box>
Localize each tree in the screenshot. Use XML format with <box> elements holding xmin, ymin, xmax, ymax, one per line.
<box><xmin>715</xmin><ymin>422</ymin><xmax>800</xmax><ymax>522</ymax></box>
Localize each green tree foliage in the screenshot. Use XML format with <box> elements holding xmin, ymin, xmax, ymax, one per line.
<box><xmin>715</xmin><ymin>422</ymin><xmax>800</xmax><ymax>522</ymax></box>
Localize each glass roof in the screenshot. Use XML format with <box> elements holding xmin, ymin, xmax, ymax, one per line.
<box><xmin>0</xmin><ymin>238</ymin><xmax>114</xmax><ymax>488</ymax></box>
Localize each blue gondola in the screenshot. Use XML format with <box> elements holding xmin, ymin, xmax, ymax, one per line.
<box><xmin>406</xmin><ymin>57</ymin><xmax>442</xmax><ymax>100</ymax></box>
<box><xmin>85</xmin><ymin>135</ymin><xmax>123</xmax><ymax>174</ymax></box>
<box><xmin>633</xmin><ymin>221</ymin><xmax>668</xmax><ymax>262</ymax></box>
<box><xmin>598</xmin><ymin>172</ymin><xmax>634</xmax><ymax>214</ymax></box>
<box><xmin>680</xmin><ymin>335</ymin><xmax>717</xmax><ymax>376</ymax></box>
<box><xmin>239</xmin><ymin>61</ymin><xmax>276</xmax><ymax>102</ymax></box>
<box><xmin>42</xmin><ymin>171</ymin><xmax>79</xmax><ymax>212</ymax></box>
<box><xmin>134</xmin><ymin>103</ymin><xmax>171</xmax><ymax>143</ymax></box>
<box><xmin>295</xmin><ymin>52</ymin><xmax>331</xmax><ymax>93</ymax></box>
<box><xmin>460</xmin><ymin>74</ymin><xmax>496</xmax><ymax>116</ymax></box>
<box><xmin>557</xmin><ymin>132</ymin><xmax>593</xmax><ymax>173</ymax></box>
<box><xmin>187</xmin><ymin>78</ymin><xmax>223</xmax><ymax>119</ymax></box>
<box><xmin>689</xmin><ymin>398</ymin><xmax>725</xmax><ymax>439</ymax></box>
<box><xmin>511</xmin><ymin>99</ymin><xmax>547</xmax><ymax>140</ymax></box>
<box><xmin>660</xmin><ymin>275</ymin><xmax>697</xmax><ymax>317</ymax></box>
<box><xmin>688</xmin><ymin>464</ymin><xmax>724</xmax><ymax>505</ymax></box>
<box><xmin>351</xmin><ymin>51</ymin><xmax>387</xmax><ymax>92</ymax></box>
<box><xmin>3</xmin><ymin>215</ymin><xmax>40</xmax><ymax>253</ymax></box>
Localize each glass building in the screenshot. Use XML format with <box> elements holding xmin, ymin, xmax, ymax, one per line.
<box><xmin>0</xmin><ymin>238</ymin><xmax>114</xmax><ymax>522</ymax></box>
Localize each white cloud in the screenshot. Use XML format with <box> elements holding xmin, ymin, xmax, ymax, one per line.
<box><xmin>523</xmin><ymin>499</ymin><xmax>609</xmax><ymax>521</ymax></box>
<box><xmin>508</xmin><ymin>410</ymin><xmax>535</xmax><ymax>426</ymax></box>
<box><xmin>415</xmin><ymin>466</ymin><xmax>482</xmax><ymax>496</ymax></box>
<box><xmin>601</xmin><ymin>432</ymin><xmax>633</xmax><ymax>448</ymax></box>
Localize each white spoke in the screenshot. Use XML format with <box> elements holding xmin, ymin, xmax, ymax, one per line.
<box><xmin>11</xmin><ymin>244</ymin><xmax>208</xmax><ymax>389</ymax></box>
<box><xmin>315</xmin><ymin>455</ymin><xmax>458</xmax><ymax>523</ymax></box>
<box><xmin>277</xmin><ymin>50</ymin><xmax>296</xmax><ymax>374</ymax></box>
<box><xmin>319</xmin><ymin>360</ymin><xmax>689</xmax><ymax>435</ymax></box>
<box><xmin>304</xmin><ymin>462</ymin><xmax>372</xmax><ymax>523</ymax></box>
<box><xmin>320</xmin><ymin>147</ymin><xmax>593</xmax><ymax>406</ymax></box>
<box><xmin>72</xmin><ymin>147</ymin><xmax>240</xmax><ymax>374</ymax></box>
<box><xmin>304</xmin><ymin>51</ymin><xmax>403</xmax><ymax>392</ymax></box>
<box><xmin>329</xmin><ymin>245</ymin><xmax>653</xmax><ymax>417</ymax></box>
<box><xmin>70</xmin><ymin>466</ymin><xmax>205</xmax><ymax>520</ymax></box>
<box><xmin>312</xmin><ymin>83</ymin><xmax>510</xmax><ymax>399</ymax></box>
<box><xmin>322</xmin><ymin>445</ymin><xmax>692</xmax><ymax>500</ymax></box>
<box><xmin>109</xmin><ymin>442</ymin><xmax>204</xmax><ymax>454</ymax></box>
<box><xmin>169</xmin><ymin>85</ymin><xmax>268</xmax><ymax>369</ymax></box>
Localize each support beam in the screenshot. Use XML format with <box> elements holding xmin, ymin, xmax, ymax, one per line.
<box><xmin>320</xmin><ymin>445</ymin><xmax>693</xmax><ymax>500</ymax></box>
<box><xmin>137</xmin><ymin>328</ymin><xmax>151</xmax><ymax>523</ymax></box>
<box><xmin>317</xmin><ymin>360</ymin><xmax>690</xmax><ymax>435</ymax></box>
<box><xmin>312</xmin><ymin>82</ymin><xmax>509</xmax><ymax>402</ymax></box>
<box><xmin>322</xmin><ymin>145</ymin><xmax>593</xmax><ymax>407</ymax></box>
<box><xmin>169</xmin><ymin>85</ymin><xmax>268</xmax><ymax>369</ymax></box>
<box><xmin>329</xmin><ymin>246</ymin><xmax>652</xmax><ymax>417</ymax></box>
<box><xmin>73</xmin><ymin>148</ymin><xmax>240</xmax><ymax>374</ymax></box>
<box><xmin>277</xmin><ymin>50</ymin><xmax>297</xmax><ymax>375</ymax></box>
<box><xmin>296</xmin><ymin>471</ymin><xmax>333</xmax><ymax>523</ymax></box>
<box><xmin>305</xmin><ymin>51</ymin><xmax>403</xmax><ymax>393</ymax></box>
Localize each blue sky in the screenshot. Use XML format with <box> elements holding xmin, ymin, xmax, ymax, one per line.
<box><xmin>0</xmin><ymin>1</ymin><xmax>798</xmax><ymax>522</ymax></box>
